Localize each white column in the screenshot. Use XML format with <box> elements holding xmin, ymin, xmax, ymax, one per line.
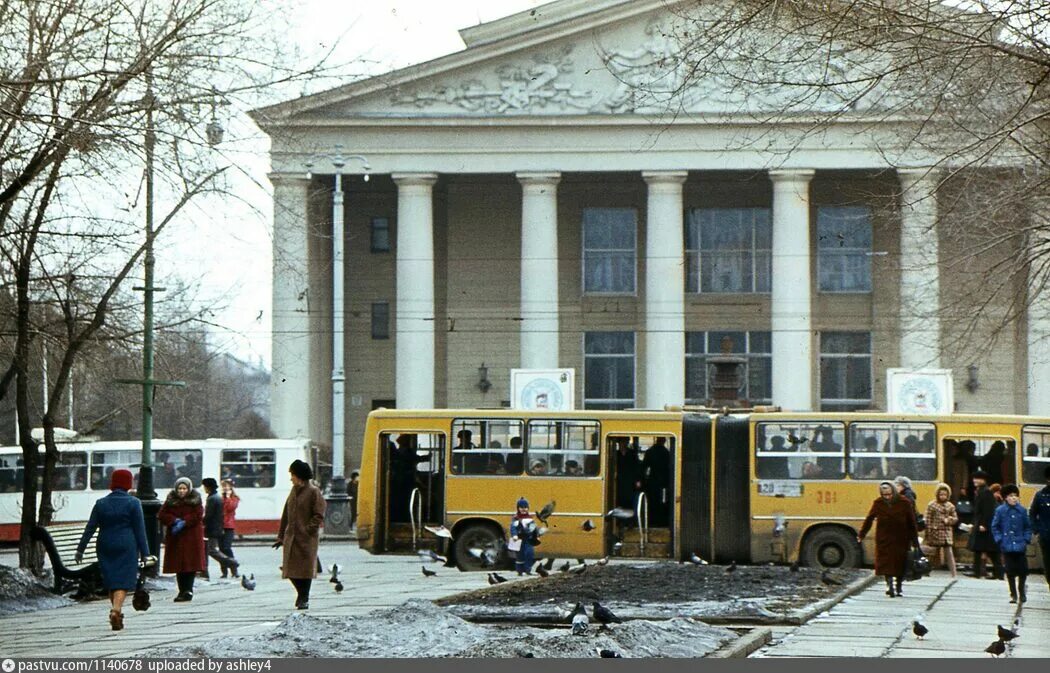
<box><xmin>1028</xmin><ymin>224</ymin><xmax>1050</xmax><ymax>414</ymax></box>
<box><xmin>392</xmin><ymin>173</ymin><xmax>438</xmax><ymax>409</ymax></box>
<box><xmin>517</xmin><ymin>172</ymin><xmax>561</xmax><ymax>369</ymax></box>
<box><xmin>770</xmin><ymin>169</ymin><xmax>816</xmax><ymax>411</ymax></box>
<box><xmin>643</xmin><ymin>171</ymin><xmax>688</xmax><ymax>408</ymax></box>
<box><xmin>898</xmin><ymin>168</ymin><xmax>942</xmax><ymax>369</ymax></box>
<box><xmin>269</xmin><ymin>173</ymin><xmax>313</xmax><ymax>437</ymax></box>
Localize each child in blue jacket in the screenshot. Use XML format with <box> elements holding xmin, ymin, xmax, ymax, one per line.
<box><xmin>991</xmin><ymin>484</ymin><xmax>1033</xmax><ymax>604</ymax></box>
<box><xmin>510</xmin><ymin>497</ymin><xmax>537</xmax><ymax>575</ymax></box>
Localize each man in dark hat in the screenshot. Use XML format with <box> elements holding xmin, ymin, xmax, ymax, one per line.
<box><xmin>1030</xmin><ymin>465</ymin><xmax>1050</xmax><ymax>589</ymax></box>
<box><xmin>968</xmin><ymin>470</ymin><xmax>1003</xmax><ymax>579</ymax></box>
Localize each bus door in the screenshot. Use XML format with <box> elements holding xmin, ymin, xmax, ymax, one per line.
<box><xmin>605</xmin><ymin>433</ymin><xmax>674</xmax><ymax>558</ymax></box>
<box><xmin>943</xmin><ymin>432</ymin><xmax>1017</xmax><ymax>524</ymax></box>
<box><xmin>379</xmin><ymin>432</ymin><xmax>446</xmax><ymax>553</ymax></box>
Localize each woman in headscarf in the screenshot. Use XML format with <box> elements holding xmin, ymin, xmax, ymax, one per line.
<box><xmin>924</xmin><ymin>483</ymin><xmax>958</xmax><ymax>577</ymax></box>
<box><xmin>858</xmin><ymin>481</ymin><xmax>919</xmax><ymax>597</ymax></box>
<box><xmin>75</xmin><ymin>469</ymin><xmax>151</xmax><ymax>630</ymax></box>
<box><xmin>158</xmin><ymin>476</ymin><xmax>206</xmax><ymax>602</ymax></box>
<box><xmin>274</xmin><ymin>459</ymin><xmax>326</xmax><ymax>609</ymax></box>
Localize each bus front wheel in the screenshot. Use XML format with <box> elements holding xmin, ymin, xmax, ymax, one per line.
<box><xmin>801</xmin><ymin>527</ymin><xmax>861</xmax><ymax>569</ymax></box>
<box><xmin>453</xmin><ymin>523</ymin><xmax>505</xmax><ymax>571</ymax></box>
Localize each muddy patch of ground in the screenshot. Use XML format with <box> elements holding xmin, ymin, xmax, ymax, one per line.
<box><xmin>436</xmin><ymin>563</ymin><xmax>869</xmax><ymax>622</ymax></box>
<box><xmin>153</xmin><ymin>599</ymin><xmax>735</xmax><ymax>659</ymax></box>
<box><xmin>0</xmin><ymin>564</ymin><xmax>72</xmax><ymax>615</ymax></box>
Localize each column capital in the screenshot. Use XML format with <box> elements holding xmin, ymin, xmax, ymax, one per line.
<box><xmin>769</xmin><ymin>168</ymin><xmax>816</xmax><ymax>185</ymax></box>
<box><xmin>268</xmin><ymin>172</ymin><xmax>312</xmax><ymax>187</ymax></box>
<box><xmin>516</xmin><ymin>171</ymin><xmax>561</xmax><ymax>186</ymax></box>
<box><xmin>391</xmin><ymin>172</ymin><xmax>439</xmax><ymax>188</ymax></box>
<box><xmin>642</xmin><ymin>170</ymin><xmax>688</xmax><ymax>185</ymax></box>
<box><xmin>897</xmin><ymin>167</ymin><xmax>943</xmax><ymax>191</ymax></box>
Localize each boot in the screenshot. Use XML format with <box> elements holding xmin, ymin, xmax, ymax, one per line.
<box><xmin>885</xmin><ymin>576</ymin><xmax>895</xmax><ymax>597</ymax></box>
<box><xmin>1008</xmin><ymin>575</ymin><xmax>1017</xmax><ymax>603</ymax></box>
<box><xmin>1019</xmin><ymin>576</ymin><xmax>1027</xmax><ymax>603</ymax></box>
<box><xmin>971</xmin><ymin>556</ymin><xmax>984</xmax><ymax>579</ymax></box>
<box><xmin>895</xmin><ymin>577</ymin><xmax>904</xmax><ymax>597</ymax></box>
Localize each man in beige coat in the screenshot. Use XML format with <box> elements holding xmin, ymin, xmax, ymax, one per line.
<box><xmin>274</xmin><ymin>459</ymin><xmax>326</xmax><ymax>609</ymax></box>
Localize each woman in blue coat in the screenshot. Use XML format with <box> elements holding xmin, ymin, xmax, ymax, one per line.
<box><xmin>991</xmin><ymin>483</ymin><xmax>1033</xmax><ymax>604</ymax></box>
<box><xmin>76</xmin><ymin>469</ymin><xmax>151</xmax><ymax>630</ymax></box>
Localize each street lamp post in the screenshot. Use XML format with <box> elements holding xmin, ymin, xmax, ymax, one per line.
<box><xmin>306</xmin><ymin>146</ymin><xmax>369</xmax><ymax>536</ymax></box>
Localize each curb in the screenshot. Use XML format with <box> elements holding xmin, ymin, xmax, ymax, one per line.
<box><xmin>784</xmin><ymin>573</ymin><xmax>878</xmax><ymax>625</ymax></box>
<box><xmin>709</xmin><ymin>628</ymin><xmax>772</xmax><ymax>658</ymax></box>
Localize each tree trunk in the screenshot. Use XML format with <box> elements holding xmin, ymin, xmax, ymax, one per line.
<box><xmin>38</xmin><ymin>417</ymin><xmax>57</xmax><ymax>526</ymax></box>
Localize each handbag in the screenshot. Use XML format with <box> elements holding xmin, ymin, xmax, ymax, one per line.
<box><xmin>915</xmin><ymin>514</ymin><xmax>926</xmax><ymax>532</ymax></box>
<box><xmin>906</xmin><ymin>547</ymin><xmax>931</xmax><ymax>582</ymax></box>
<box><xmin>132</xmin><ymin>573</ymin><xmax>150</xmax><ymax>612</ymax></box>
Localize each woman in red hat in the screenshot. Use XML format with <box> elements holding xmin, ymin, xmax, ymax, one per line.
<box><xmin>75</xmin><ymin>468</ymin><xmax>151</xmax><ymax>631</ymax></box>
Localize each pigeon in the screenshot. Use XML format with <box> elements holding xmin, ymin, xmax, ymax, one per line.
<box><xmin>997</xmin><ymin>624</ymin><xmax>1019</xmax><ymax>642</ymax></box>
<box><xmin>570</xmin><ymin>602</ymin><xmax>589</xmax><ymax>635</ymax></box>
<box><xmin>773</xmin><ymin>513</ymin><xmax>788</xmax><ymax>537</ymax></box>
<box><xmin>543</xmin><ymin>557</ymin><xmax>555</xmax><ymax>571</ymax></box>
<box><xmin>576</xmin><ymin>558</ymin><xmax>586</xmax><ymax>565</ymax></box>
<box><xmin>820</xmin><ymin>569</ymin><xmax>843</xmax><ymax>586</ymax></box>
<box><xmin>535</xmin><ymin>565</ymin><xmax>550</xmax><ymax>578</ymax></box>
<box><xmin>582</xmin><ymin>519</ymin><xmax>596</xmax><ymax>532</ymax></box>
<box><xmin>787</xmin><ymin>433</ymin><xmax>808</xmax><ymax>447</ymax></box>
<box><xmin>468</xmin><ymin>547</ymin><xmax>498</xmax><ymax>568</ymax></box>
<box><xmin>521</xmin><ymin>653</ymin><xmax>535</xmax><ymax>658</ymax></box>
<box><xmin>605</xmin><ymin>507</ymin><xmax>635</xmax><ymax>521</ymax></box>
<box><xmin>329</xmin><ymin>564</ymin><xmax>340</xmax><ymax>583</ymax></box>
<box><xmin>559</xmin><ymin>561</ymin><xmax>571</xmax><ymax>572</ymax></box>
<box><xmin>912</xmin><ymin>620</ymin><xmax>928</xmax><ymax>640</ymax></box>
<box><xmin>536</xmin><ymin>501</ymin><xmax>556</xmax><ymax>523</ymax></box>
<box><xmin>422</xmin><ymin>566</ymin><xmax>437</xmax><ymax>578</ymax></box>
<box><xmin>491</xmin><ymin>572</ymin><xmax>509</xmax><ymax>584</ymax></box>
<box><xmin>726</xmin><ymin>560</ymin><xmax>737</xmax><ymax>573</ymax></box>
<box><xmin>424</xmin><ymin>525</ymin><xmax>452</xmax><ymax>539</ymax></box>
<box><xmin>417</xmin><ymin>549</ymin><xmax>447</xmax><ymax>565</ymax></box>
<box><xmin>985</xmin><ymin>639</ymin><xmax>1006</xmax><ymax>657</ymax></box>
<box><xmin>241</xmin><ymin>574</ymin><xmax>256</xmax><ymax>591</ymax></box>
<box><xmin>597</xmin><ymin>648</ymin><xmax>623</xmax><ymax>658</ymax></box>
<box><xmin>789</xmin><ymin>560</ymin><xmax>801</xmax><ymax>572</ymax></box>
<box><xmin>334</xmin><ymin>581</ymin><xmax>343</xmax><ymax>592</ymax></box>
<box><xmin>592</xmin><ymin>601</ymin><xmax>623</xmax><ymax>626</ymax></box>
<box><xmin>596</xmin><ymin>556</ymin><xmax>609</xmax><ymax>566</ymax></box>
<box><xmin>612</xmin><ymin>541</ymin><xmax>624</xmax><ymax>554</ymax></box>
<box><xmin>569</xmin><ymin>563</ymin><xmax>587</xmax><ymax>575</ymax></box>
<box><xmin>689</xmin><ymin>553</ymin><xmax>709</xmax><ymax>566</ymax></box>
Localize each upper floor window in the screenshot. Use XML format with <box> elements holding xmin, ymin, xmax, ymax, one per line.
<box><xmin>370</xmin><ymin>217</ymin><xmax>391</xmax><ymax>252</ymax></box>
<box><xmin>817</xmin><ymin>206</ymin><xmax>872</xmax><ymax>292</ymax></box>
<box><xmin>685</xmin><ymin>331</ymin><xmax>771</xmax><ymax>405</ymax></box>
<box><xmin>371</xmin><ymin>302</ymin><xmax>390</xmax><ymax>340</ymax></box>
<box><xmin>583</xmin><ymin>208</ymin><xmax>636</xmax><ymax>294</ymax></box>
<box><xmin>820</xmin><ymin>332</ymin><xmax>872</xmax><ymax>411</ymax></box>
<box><xmin>584</xmin><ymin>332</ymin><xmax>635</xmax><ymax>410</ymax></box>
<box><xmin>686</xmin><ymin>208</ymin><xmax>771</xmax><ymax>294</ymax></box>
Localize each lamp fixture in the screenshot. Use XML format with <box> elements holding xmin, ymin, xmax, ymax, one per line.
<box><xmin>477</xmin><ymin>363</ymin><xmax>492</xmax><ymax>394</ymax></box>
<box><xmin>966</xmin><ymin>364</ymin><xmax>979</xmax><ymax>393</ymax></box>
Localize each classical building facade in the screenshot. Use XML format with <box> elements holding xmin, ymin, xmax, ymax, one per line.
<box><xmin>252</xmin><ymin>0</ymin><xmax>1049</xmax><ymax>468</ymax></box>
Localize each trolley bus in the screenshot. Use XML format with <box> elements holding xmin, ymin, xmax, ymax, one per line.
<box><xmin>0</xmin><ymin>437</ymin><xmax>329</xmax><ymax>541</ymax></box>
<box><xmin>355</xmin><ymin>408</ymin><xmax>1049</xmax><ymax>570</ymax></box>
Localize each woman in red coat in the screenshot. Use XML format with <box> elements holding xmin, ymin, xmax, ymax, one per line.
<box><xmin>858</xmin><ymin>481</ymin><xmax>919</xmax><ymax>598</ymax></box>
<box><xmin>158</xmin><ymin>477</ymin><xmax>206</xmax><ymax>602</ymax></box>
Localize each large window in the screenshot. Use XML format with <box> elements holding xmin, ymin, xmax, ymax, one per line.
<box><xmin>686</xmin><ymin>208</ymin><xmax>771</xmax><ymax>293</ymax></box>
<box><xmin>584</xmin><ymin>332</ymin><xmax>635</xmax><ymax>410</ymax></box>
<box><xmin>849</xmin><ymin>422</ymin><xmax>936</xmax><ymax>481</ymax></box>
<box><xmin>153</xmin><ymin>450</ymin><xmax>205</xmax><ymax>489</ymax></box>
<box><xmin>450</xmin><ymin>419</ymin><xmax>524</xmax><ymax>475</ymax></box>
<box><xmin>685</xmin><ymin>331</ymin><xmax>772</xmax><ymax>404</ymax></box>
<box><xmin>371</xmin><ymin>302</ymin><xmax>390</xmax><ymax>340</ymax></box>
<box><xmin>583</xmin><ymin>208</ymin><xmax>636</xmax><ymax>294</ymax></box>
<box><xmin>1021</xmin><ymin>426</ymin><xmax>1050</xmax><ymax>484</ymax></box>
<box><xmin>370</xmin><ymin>217</ymin><xmax>390</xmax><ymax>252</ymax></box>
<box><xmin>820</xmin><ymin>332</ymin><xmax>872</xmax><ymax>411</ymax></box>
<box><xmin>220</xmin><ymin>449</ymin><xmax>276</xmax><ymax>488</ymax></box>
<box><xmin>89</xmin><ymin>450</ymin><xmax>142</xmax><ymax>490</ymax></box>
<box><xmin>817</xmin><ymin>206</ymin><xmax>872</xmax><ymax>292</ymax></box>
<box><xmin>52</xmin><ymin>452</ymin><xmax>87</xmax><ymax>491</ymax></box>
<box><xmin>525</xmin><ymin>420</ymin><xmax>600</xmax><ymax>477</ymax></box>
<box><xmin>754</xmin><ymin>421</ymin><xmax>846</xmax><ymax>480</ymax></box>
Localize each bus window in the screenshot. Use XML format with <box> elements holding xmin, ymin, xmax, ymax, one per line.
<box><xmin>0</xmin><ymin>455</ymin><xmax>20</xmax><ymax>492</ymax></box>
<box><xmin>755</xmin><ymin>422</ymin><xmax>845</xmax><ymax>480</ymax></box>
<box><xmin>221</xmin><ymin>449</ymin><xmax>274</xmax><ymax>488</ymax></box>
<box><xmin>525</xmin><ymin>420</ymin><xmax>599</xmax><ymax>476</ymax></box>
<box><xmin>1022</xmin><ymin>426</ymin><xmax>1050</xmax><ymax>485</ymax></box>
<box><xmin>90</xmin><ymin>450</ymin><xmax>141</xmax><ymax>490</ymax></box>
<box><xmin>450</xmin><ymin>419</ymin><xmax>524</xmax><ymax>475</ymax></box>
<box><xmin>52</xmin><ymin>452</ymin><xmax>87</xmax><ymax>491</ymax></box>
<box><xmin>152</xmin><ymin>450</ymin><xmax>202</xmax><ymax>489</ymax></box>
<box><xmin>849</xmin><ymin>423</ymin><xmax>936</xmax><ymax>481</ymax></box>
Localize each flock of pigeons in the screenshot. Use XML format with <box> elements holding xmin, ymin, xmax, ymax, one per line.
<box><xmin>911</xmin><ymin>616</ymin><xmax>1020</xmax><ymax>657</ymax></box>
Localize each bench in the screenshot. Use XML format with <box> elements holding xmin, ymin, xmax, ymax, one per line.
<box><xmin>31</xmin><ymin>523</ymin><xmax>102</xmax><ymax>595</ymax></box>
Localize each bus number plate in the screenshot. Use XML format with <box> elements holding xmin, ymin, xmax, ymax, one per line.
<box><xmin>757</xmin><ymin>481</ymin><xmax>804</xmax><ymax>497</ymax></box>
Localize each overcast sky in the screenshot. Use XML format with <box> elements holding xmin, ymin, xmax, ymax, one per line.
<box><xmin>163</xmin><ymin>0</ymin><xmax>546</xmax><ymax>368</ymax></box>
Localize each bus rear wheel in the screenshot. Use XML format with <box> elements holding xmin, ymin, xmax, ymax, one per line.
<box><xmin>802</xmin><ymin>527</ymin><xmax>861</xmax><ymax>569</ymax></box>
<box><xmin>453</xmin><ymin>523</ymin><xmax>505</xmax><ymax>571</ymax></box>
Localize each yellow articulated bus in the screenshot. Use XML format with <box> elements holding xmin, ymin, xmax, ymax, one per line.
<box><xmin>355</xmin><ymin>408</ymin><xmax>1049</xmax><ymax>571</ymax></box>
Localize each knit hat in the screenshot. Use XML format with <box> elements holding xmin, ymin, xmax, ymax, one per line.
<box><xmin>893</xmin><ymin>475</ymin><xmax>912</xmax><ymax>489</ymax></box>
<box><xmin>174</xmin><ymin>476</ymin><xmax>193</xmax><ymax>491</ymax></box>
<box><xmin>517</xmin><ymin>497</ymin><xmax>529</xmax><ymax>509</ymax></box>
<box><xmin>110</xmin><ymin>469</ymin><xmax>134</xmax><ymax>491</ymax></box>
<box><xmin>1000</xmin><ymin>484</ymin><xmax>1020</xmax><ymax>498</ymax></box>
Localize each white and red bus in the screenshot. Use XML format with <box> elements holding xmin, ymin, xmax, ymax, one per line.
<box><xmin>0</xmin><ymin>437</ymin><xmax>329</xmax><ymax>541</ymax></box>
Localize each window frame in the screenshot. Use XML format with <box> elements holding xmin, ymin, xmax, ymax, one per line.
<box><xmin>371</xmin><ymin>301</ymin><xmax>390</xmax><ymax>340</ymax></box>
<box><xmin>220</xmin><ymin>448</ymin><xmax>277</xmax><ymax>489</ymax></box>
<box><xmin>524</xmin><ymin>419</ymin><xmax>602</xmax><ymax>478</ymax></box>
<box><xmin>581</xmin><ymin>207</ymin><xmax>638</xmax><ymax>296</ymax></box>
<box><xmin>685</xmin><ymin>207</ymin><xmax>772</xmax><ymax>295</ymax></box>
<box><xmin>370</xmin><ymin>216</ymin><xmax>391</xmax><ymax>253</ymax></box>
<box><xmin>449</xmin><ymin>418</ymin><xmax>525</xmax><ymax>477</ymax></box>
<box><xmin>685</xmin><ymin>330</ymin><xmax>772</xmax><ymax>405</ymax></box>
<box><xmin>754</xmin><ymin>421</ymin><xmax>847</xmax><ymax>480</ymax></box>
<box><xmin>583</xmin><ymin>331</ymin><xmax>636</xmax><ymax>410</ymax></box>
<box><xmin>847</xmin><ymin>422</ymin><xmax>937</xmax><ymax>481</ymax></box>
<box><xmin>816</xmin><ymin>205</ymin><xmax>873</xmax><ymax>294</ymax></box>
<box><xmin>819</xmin><ymin>331</ymin><xmax>873</xmax><ymax>411</ymax></box>
<box><xmin>1022</xmin><ymin>425</ymin><xmax>1050</xmax><ymax>485</ymax></box>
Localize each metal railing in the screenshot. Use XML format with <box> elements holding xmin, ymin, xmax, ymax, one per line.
<box><xmin>636</xmin><ymin>491</ymin><xmax>649</xmax><ymax>555</ymax></box>
<box><xmin>409</xmin><ymin>487</ymin><xmax>422</xmax><ymax>551</ymax></box>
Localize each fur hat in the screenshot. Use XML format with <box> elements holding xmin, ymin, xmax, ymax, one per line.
<box><xmin>935</xmin><ymin>482</ymin><xmax>952</xmax><ymax>498</ymax></box>
<box><xmin>289</xmin><ymin>459</ymin><xmax>313</xmax><ymax>481</ymax></box>
<box><xmin>971</xmin><ymin>470</ymin><xmax>990</xmax><ymax>481</ymax></box>
<box><xmin>1000</xmin><ymin>483</ymin><xmax>1020</xmax><ymax>498</ymax></box>
<box><xmin>174</xmin><ymin>476</ymin><xmax>193</xmax><ymax>491</ymax></box>
<box><xmin>110</xmin><ymin>469</ymin><xmax>134</xmax><ymax>491</ymax></box>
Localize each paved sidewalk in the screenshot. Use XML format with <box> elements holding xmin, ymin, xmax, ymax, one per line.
<box><xmin>0</xmin><ymin>543</ymin><xmax>485</xmax><ymax>658</ymax></box>
<box><xmin>753</xmin><ymin>572</ymin><xmax>1050</xmax><ymax>658</ymax></box>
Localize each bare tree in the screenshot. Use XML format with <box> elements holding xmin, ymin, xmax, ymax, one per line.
<box><xmin>0</xmin><ymin>0</ymin><xmax>330</xmax><ymax>570</ymax></box>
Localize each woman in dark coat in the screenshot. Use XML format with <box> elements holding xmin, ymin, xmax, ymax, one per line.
<box><xmin>858</xmin><ymin>481</ymin><xmax>919</xmax><ymax>598</ymax></box>
<box><xmin>158</xmin><ymin>476</ymin><xmax>206</xmax><ymax>602</ymax></box>
<box><xmin>75</xmin><ymin>469</ymin><xmax>151</xmax><ymax>631</ymax></box>
<box><xmin>275</xmin><ymin>460</ymin><xmax>326</xmax><ymax>609</ymax></box>
<box><xmin>967</xmin><ymin>470</ymin><xmax>1004</xmax><ymax>579</ymax></box>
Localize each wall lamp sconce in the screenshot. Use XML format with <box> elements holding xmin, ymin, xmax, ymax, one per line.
<box><xmin>477</xmin><ymin>363</ymin><xmax>492</xmax><ymax>394</ymax></box>
<box><xmin>966</xmin><ymin>364</ymin><xmax>980</xmax><ymax>393</ymax></box>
